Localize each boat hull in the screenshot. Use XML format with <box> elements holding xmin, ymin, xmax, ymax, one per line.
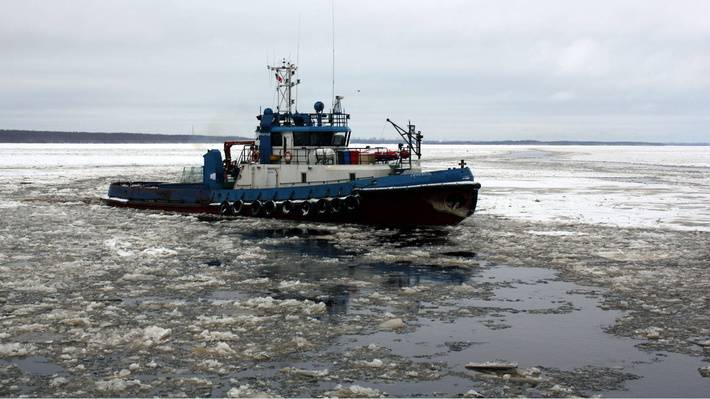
<box><xmin>102</xmin><ymin>181</ymin><xmax>480</xmax><ymax>226</ymax></box>
<box><xmin>103</xmin><ymin>167</ymin><xmax>481</xmax><ymax>226</ymax></box>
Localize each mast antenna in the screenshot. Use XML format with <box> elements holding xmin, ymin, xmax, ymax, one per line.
<box><xmin>296</xmin><ymin>14</ymin><xmax>301</xmax><ymax>66</ymax></box>
<box><xmin>296</xmin><ymin>13</ymin><xmax>301</xmax><ymax>111</ymax></box>
<box><xmin>331</xmin><ymin>0</ymin><xmax>335</xmax><ymax>112</ymax></box>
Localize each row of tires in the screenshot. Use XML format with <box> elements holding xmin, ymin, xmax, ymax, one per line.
<box><xmin>218</xmin><ymin>195</ymin><xmax>361</xmax><ymax>217</ymax></box>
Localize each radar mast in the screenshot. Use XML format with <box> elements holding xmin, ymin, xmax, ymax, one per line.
<box><xmin>268</xmin><ymin>59</ymin><xmax>300</xmax><ymax>115</ymax></box>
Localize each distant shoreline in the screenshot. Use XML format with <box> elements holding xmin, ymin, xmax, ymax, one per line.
<box><xmin>1</xmin><ymin>129</ymin><xmax>707</xmax><ymax>146</ymax></box>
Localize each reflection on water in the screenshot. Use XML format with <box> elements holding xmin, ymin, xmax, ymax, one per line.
<box><xmin>0</xmin><ymin>357</ymin><xmax>64</xmax><ymax>376</ymax></box>
<box><xmin>374</xmin><ymin>227</ymin><xmax>453</xmax><ymax>248</ymax></box>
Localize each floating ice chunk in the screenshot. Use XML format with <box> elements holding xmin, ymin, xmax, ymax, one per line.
<box><xmin>118</xmin><ymin>369</ymin><xmax>131</xmax><ymax>377</ymax></box>
<box><xmin>291</xmin><ymin>337</ymin><xmax>312</xmax><ymax>349</ymax></box>
<box><xmin>196</xmin><ymin>316</ymin><xmax>239</xmax><ymax>325</ymax></box>
<box><xmin>699</xmin><ymin>366</ymin><xmax>710</xmax><ymax>378</ymax></box>
<box><xmin>0</xmin><ymin>200</ymin><xmax>25</xmax><ymax>209</ymax></box>
<box><xmin>103</xmin><ymin>238</ymin><xmax>134</xmax><ymax>257</ymax></box>
<box><xmin>241</xmin><ymin>347</ymin><xmax>271</xmax><ymax>361</ymax></box>
<box><xmin>141</xmin><ymin>247</ymin><xmax>177</xmax><ymax>257</ymax></box>
<box><xmin>240</xmin><ymin>277</ymin><xmax>270</xmax><ymax>285</ymax></box>
<box><xmin>95</xmin><ymin>378</ymin><xmax>143</xmax><ymax>392</ymax></box>
<box><xmin>239</xmin><ymin>296</ymin><xmax>326</xmax><ymax>315</ymax></box>
<box><xmin>550</xmin><ymin>384</ymin><xmax>573</xmax><ymax>394</ymax></box>
<box><xmin>358</xmin><ymin>359</ymin><xmax>384</xmax><ymax>368</ymax></box>
<box><xmin>199</xmin><ymin>329</ymin><xmax>239</xmax><ymax>341</ymax></box>
<box><xmin>280</xmin><ymin>367</ymin><xmax>329</xmax><ymax>378</ymax></box>
<box><xmin>0</xmin><ymin>342</ymin><xmax>36</xmax><ymax>357</ymax></box>
<box><xmin>196</xmin><ymin>359</ymin><xmax>228</xmax><ymax>374</ymax></box>
<box><xmin>121</xmin><ymin>273</ymin><xmax>154</xmax><ymax>281</ymax></box>
<box><xmin>278</xmin><ymin>280</ymin><xmax>301</xmax><ymax>289</ymax></box>
<box><xmin>227</xmin><ymin>384</ymin><xmax>274</xmax><ymax>398</ymax></box>
<box><xmin>379</xmin><ymin>318</ymin><xmax>405</xmax><ymax>331</ymax></box>
<box><xmin>453</xmin><ymin>284</ymin><xmax>476</xmax><ymax>294</ymax></box>
<box><xmin>464</xmin><ymin>389</ymin><xmax>484</xmax><ymax>398</ymax></box>
<box><xmin>143</xmin><ymin>326</ymin><xmax>171</xmax><ymax>344</ymax></box>
<box><xmin>195</xmin><ymin>341</ymin><xmax>237</xmax><ymax>357</ymax></box>
<box><xmin>635</xmin><ymin>326</ymin><xmax>664</xmax><ymax>340</ymax></box>
<box><xmin>400</xmin><ymin>286</ymin><xmax>420</xmax><ymax>295</ymax></box>
<box><xmin>213</xmin><ymin>342</ymin><xmax>236</xmax><ymax>356</ymax></box>
<box><xmin>129</xmin><ymin>363</ymin><xmax>140</xmax><ymax>371</ymax></box>
<box><xmin>527</xmin><ymin>230</ymin><xmax>584</xmax><ymax>236</ymax></box>
<box><xmin>325</xmin><ymin>384</ymin><xmax>383</xmax><ymax>398</ymax></box>
<box><xmin>49</xmin><ymin>376</ymin><xmax>68</xmax><ymax>387</ymax></box>
<box><xmin>369</xmin><ymin>292</ymin><xmax>391</xmax><ymax>301</ymax></box>
<box><xmin>179</xmin><ymin>377</ymin><xmax>213</xmax><ymax>387</ymax></box>
<box><xmin>62</xmin><ymin>317</ymin><xmax>91</xmax><ymax>327</ymax></box>
<box><xmin>243</xmin><ymin>296</ymin><xmax>277</xmax><ymax>309</ymax></box>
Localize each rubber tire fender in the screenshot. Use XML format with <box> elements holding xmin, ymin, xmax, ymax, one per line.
<box><xmin>281</xmin><ymin>200</ymin><xmax>294</xmax><ymax>215</ymax></box>
<box><xmin>232</xmin><ymin>200</ymin><xmax>244</xmax><ymax>215</ymax></box>
<box><xmin>344</xmin><ymin>195</ymin><xmax>360</xmax><ymax>212</ymax></box>
<box><xmin>316</xmin><ymin>198</ymin><xmax>329</xmax><ymax>214</ymax></box>
<box><xmin>263</xmin><ymin>200</ymin><xmax>277</xmax><ymax>217</ymax></box>
<box><xmin>250</xmin><ymin>200</ymin><xmax>263</xmax><ymax>216</ymax></box>
<box><xmin>300</xmin><ymin>201</ymin><xmax>312</xmax><ymax>217</ymax></box>
<box><xmin>219</xmin><ymin>201</ymin><xmax>234</xmax><ymax>216</ymax></box>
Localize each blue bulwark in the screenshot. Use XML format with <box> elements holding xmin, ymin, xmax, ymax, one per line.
<box><xmin>208</xmin><ymin>167</ymin><xmax>475</xmax><ymax>204</ymax></box>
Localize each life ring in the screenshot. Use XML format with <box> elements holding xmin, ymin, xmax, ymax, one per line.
<box><xmin>284</xmin><ymin>151</ymin><xmax>292</xmax><ymax>164</ymax></box>
<box><xmin>251</xmin><ymin>150</ymin><xmax>260</xmax><ymax>162</ymax></box>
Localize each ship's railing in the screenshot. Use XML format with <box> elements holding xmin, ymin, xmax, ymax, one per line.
<box><xmin>276</xmin><ymin>112</ymin><xmax>350</xmax><ymax>127</ymax></box>
<box><xmin>233</xmin><ymin>143</ymin><xmax>409</xmax><ymax>167</ymax></box>
<box><xmin>237</xmin><ymin>144</ymin><xmax>257</xmax><ymax>165</ymax></box>
<box><xmin>269</xmin><ymin>146</ymin><xmax>408</xmax><ymax>166</ymax></box>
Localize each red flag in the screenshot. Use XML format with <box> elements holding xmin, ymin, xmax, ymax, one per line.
<box><xmin>275</xmin><ymin>74</ymin><xmax>283</xmax><ymax>82</ymax></box>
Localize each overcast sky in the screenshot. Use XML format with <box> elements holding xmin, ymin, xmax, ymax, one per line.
<box><xmin>1</xmin><ymin>0</ymin><xmax>709</xmax><ymax>141</ymax></box>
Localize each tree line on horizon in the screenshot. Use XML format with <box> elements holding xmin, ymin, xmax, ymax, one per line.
<box><xmin>0</xmin><ymin>129</ymin><xmax>702</xmax><ymax>145</ymax></box>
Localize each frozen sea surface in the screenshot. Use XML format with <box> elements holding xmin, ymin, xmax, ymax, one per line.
<box><xmin>0</xmin><ymin>143</ymin><xmax>709</xmax><ymax>397</ymax></box>
<box><xmin>424</xmin><ymin>144</ymin><xmax>710</xmax><ymax>231</ymax></box>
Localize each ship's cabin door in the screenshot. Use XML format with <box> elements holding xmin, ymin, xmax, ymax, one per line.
<box><xmin>266</xmin><ymin>169</ymin><xmax>278</xmax><ymax>186</ymax></box>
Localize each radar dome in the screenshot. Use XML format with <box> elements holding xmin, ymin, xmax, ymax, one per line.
<box><xmin>314</xmin><ymin>101</ymin><xmax>325</xmax><ymax>113</ymax></box>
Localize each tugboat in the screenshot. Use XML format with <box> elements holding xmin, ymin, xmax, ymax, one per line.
<box><xmin>103</xmin><ymin>60</ymin><xmax>481</xmax><ymax>225</ymax></box>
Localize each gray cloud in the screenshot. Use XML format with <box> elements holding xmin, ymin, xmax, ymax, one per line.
<box><xmin>1</xmin><ymin>0</ymin><xmax>708</xmax><ymax>141</ymax></box>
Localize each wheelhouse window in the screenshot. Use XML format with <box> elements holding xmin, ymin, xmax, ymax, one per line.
<box><xmin>293</xmin><ymin>132</ymin><xmax>337</xmax><ymax>147</ymax></box>
<box><xmin>270</xmin><ymin>132</ymin><xmax>284</xmax><ymax>147</ymax></box>
<box><xmin>333</xmin><ymin>133</ymin><xmax>346</xmax><ymax>146</ymax></box>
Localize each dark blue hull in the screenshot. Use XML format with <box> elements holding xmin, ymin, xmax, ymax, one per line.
<box><xmin>103</xmin><ymin>168</ymin><xmax>480</xmax><ymax>226</ymax></box>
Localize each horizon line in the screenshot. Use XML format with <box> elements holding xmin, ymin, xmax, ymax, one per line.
<box><xmin>0</xmin><ymin>129</ymin><xmax>708</xmax><ymax>146</ymax></box>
